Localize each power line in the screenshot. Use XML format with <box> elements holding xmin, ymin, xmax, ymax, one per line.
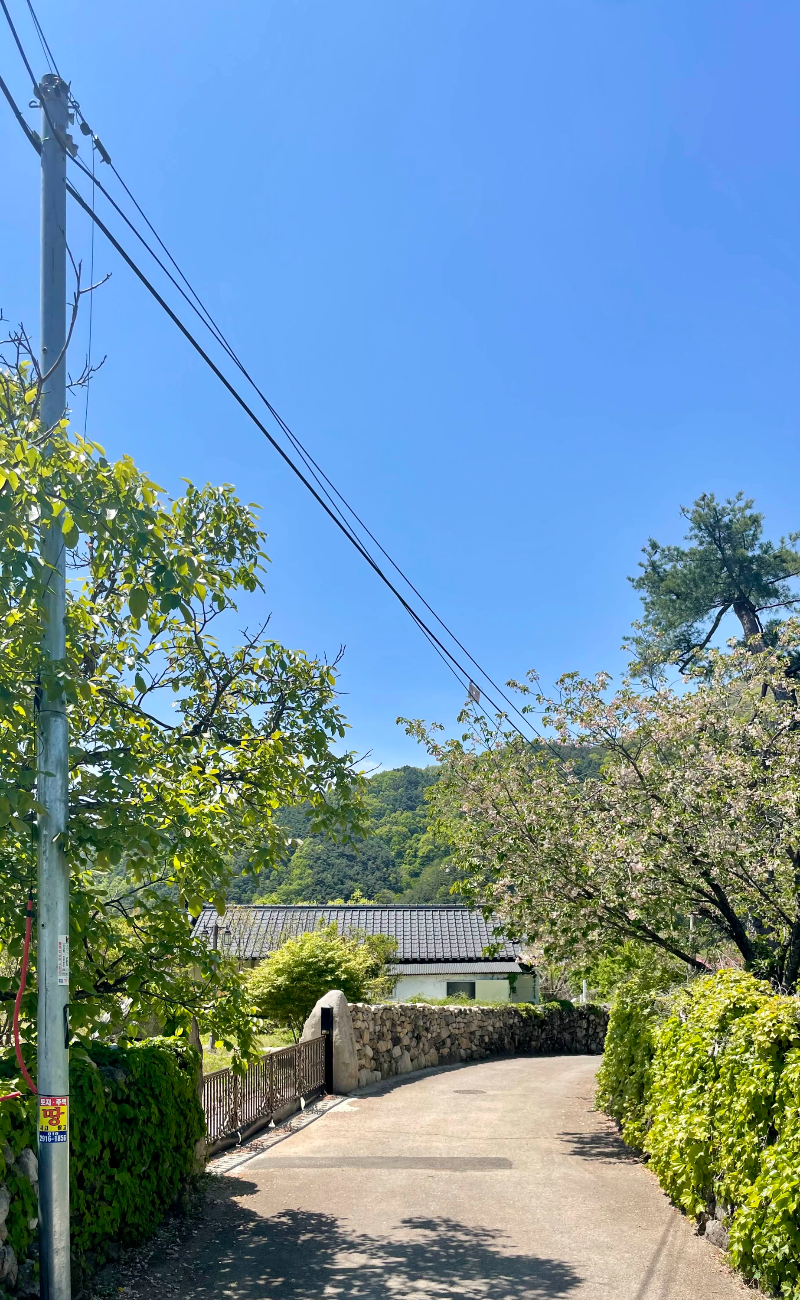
<box><xmin>0</xmin><ymin>53</ymin><xmax>553</xmax><ymax>755</ymax></box>
<box><xmin>0</xmin><ymin>0</ymin><xmax>543</xmax><ymax>739</ymax></box>
<box><xmin>62</xmin><ymin>178</ymin><xmax>530</xmax><ymax>735</ymax></box>
<box><xmin>58</xmin><ymin>140</ymin><xmax>546</xmax><ymax>740</ymax></box>
<box><xmin>0</xmin><ymin>0</ymin><xmax>39</xmax><ymax>90</ymax></box>
<box><xmin>24</xmin><ymin>0</ymin><xmax>58</xmax><ymax>77</ymax></box>
<box><xmin>0</xmin><ymin>33</ymin><xmax>559</xmax><ymax>757</ymax></box>
<box><xmin>51</xmin><ymin>130</ymin><xmax>547</xmax><ymax>743</ymax></box>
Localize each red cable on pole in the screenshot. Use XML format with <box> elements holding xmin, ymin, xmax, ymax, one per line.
<box><xmin>12</xmin><ymin>895</ymin><xmax>36</xmax><ymax>1095</ymax></box>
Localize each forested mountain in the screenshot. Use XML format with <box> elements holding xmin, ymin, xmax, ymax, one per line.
<box><xmin>225</xmin><ymin>745</ymin><xmax>604</xmax><ymax>907</ymax></box>
<box><xmin>226</xmin><ymin>765</ymin><xmax>454</xmax><ymax>905</ymax></box>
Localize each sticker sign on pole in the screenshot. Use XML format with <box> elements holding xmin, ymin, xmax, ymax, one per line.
<box><xmin>57</xmin><ymin>934</ymin><xmax>69</xmax><ymax>986</ymax></box>
<box><xmin>38</xmin><ymin>1096</ymin><xmax>68</xmax><ymax>1144</ymax></box>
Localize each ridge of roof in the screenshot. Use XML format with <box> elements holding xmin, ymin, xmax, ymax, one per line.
<box><xmin>197</xmin><ymin>903</ymin><xmax>477</xmax><ymax>911</ymax></box>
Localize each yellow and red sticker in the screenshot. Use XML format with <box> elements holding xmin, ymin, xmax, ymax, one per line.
<box><xmin>38</xmin><ymin>1096</ymin><xmax>68</xmax><ymax>1144</ymax></box>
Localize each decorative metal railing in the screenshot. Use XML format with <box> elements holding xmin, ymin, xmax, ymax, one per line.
<box><xmin>202</xmin><ymin>1034</ymin><xmax>328</xmax><ymax>1146</ymax></box>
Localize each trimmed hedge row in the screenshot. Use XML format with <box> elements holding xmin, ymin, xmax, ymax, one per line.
<box><xmin>597</xmin><ymin>968</ymin><xmax>800</xmax><ymax>1297</ymax></box>
<box><xmin>0</xmin><ymin>1039</ymin><xmax>203</xmax><ymax>1292</ymax></box>
<box><xmin>0</xmin><ymin>1095</ymin><xmax>38</xmax><ymax>1280</ymax></box>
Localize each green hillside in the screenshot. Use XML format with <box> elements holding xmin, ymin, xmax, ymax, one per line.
<box><xmin>226</xmin><ymin>765</ymin><xmax>454</xmax><ymax>905</ymax></box>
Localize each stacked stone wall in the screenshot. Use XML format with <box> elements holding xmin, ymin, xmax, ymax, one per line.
<box><xmin>350</xmin><ymin>1001</ymin><xmax>607</xmax><ymax>1088</ymax></box>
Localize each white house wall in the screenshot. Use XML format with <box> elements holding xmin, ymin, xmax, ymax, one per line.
<box><xmin>474</xmin><ymin>978</ymin><xmax>510</xmax><ymax>1003</ymax></box>
<box><xmin>391</xmin><ymin>974</ymin><xmax>535</xmax><ymax>1004</ymax></box>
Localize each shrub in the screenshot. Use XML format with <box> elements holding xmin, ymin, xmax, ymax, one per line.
<box><xmin>70</xmin><ymin>1039</ymin><xmax>204</xmax><ymax>1266</ymax></box>
<box><xmin>644</xmin><ymin>970</ymin><xmax>772</xmax><ymax>1215</ymax></box>
<box><xmin>730</xmin><ymin>1048</ymin><xmax>800</xmax><ymax>1296</ymax></box>
<box><xmin>600</xmin><ymin>968</ymin><xmax>800</xmax><ymax>1297</ymax></box>
<box><xmin>0</xmin><ymin>1037</ymin><xmax>203</xmax><ymax>1286</ymax></box>
<box><xmin>0</xmin><ymin>1091</ymin><xmax>38</xmax><ymax>1268</ymax></box>
<box><xmin>595</xmin><ymin>963</ymin><xmax>679</xmax><ymax>1150</ymax></box>
<box><xmin>248</xmin><ymin>923</ymin><xmax>397</xmax><ymax>1036</ymax></box>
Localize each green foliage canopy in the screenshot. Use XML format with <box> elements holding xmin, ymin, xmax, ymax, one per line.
<box><xmin>629</xmin><ymin>492</ymin><xmax>800</xmax><ymax>673</ymax></box>
<box><xmin>0</xmin><ymin>364</ymin><xmax>364</xmax><ymax>1053</ymax></box>
<box><xmin>227</xmin><ymin>765</ymin><xmax>454</xmax><ymax>905</ymax></box>
<box><xmin>270</xmin><ymin>837</ymin><xmax>400</xmax><ymax>903</ymax></box>
<box><xmin>248</xmin><ymin>923</ymin><xmax>397</xmax><ymax>1036</ymax></box>
<box><xmin>405</xmin><ymin>628</ymin><xmax>800</xmax><ymax>990</ymax></box>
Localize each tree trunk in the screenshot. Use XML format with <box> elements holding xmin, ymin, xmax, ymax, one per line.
<box><xmin>733</xmin><ymin>599</ymin><xmax>764</xmax><ymax>649</ymax></box>
<box><xmin>781</xmin><ymin>856</ymin><xmax>800</xmax><ymax>991</ymax></box>
<box><xmin>733</xmin><ymin>599</ymin><xmax>796</xmax><ymax>704</ymax></box>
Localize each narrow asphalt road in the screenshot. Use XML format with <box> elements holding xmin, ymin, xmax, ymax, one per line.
<box><xmin>125</xmin><ymin>1056</ymin><xmax>752</xmax><ymax>1299</ymax></box>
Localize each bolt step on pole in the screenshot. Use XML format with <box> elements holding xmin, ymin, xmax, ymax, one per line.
<box><xmin>37</xmin><ymin>71</ymin><xmax>71</xmax><ymax>1300</ymax></box>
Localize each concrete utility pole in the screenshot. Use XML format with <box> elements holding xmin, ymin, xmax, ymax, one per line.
<box><xmin>37</xmin><ymin>71</ymin><xmax>71</xmax><ymax>1300</ymax></box>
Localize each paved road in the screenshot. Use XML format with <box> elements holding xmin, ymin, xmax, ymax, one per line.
<box><xmin>127</xmin><ymin>1057</ymin><xmax>752</xmax><ymax>1299</ymax></box>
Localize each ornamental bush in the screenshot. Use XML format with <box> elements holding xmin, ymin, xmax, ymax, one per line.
<box><xmin>599</xmin><ymin>968</ymin><xmax>800</xmax><ymax>1297</ymax></box>
<box><xmin>594</xmin><ymin>975</ymin><xmax>670</xmax><ymax>1151</ymax></box>
<box><xmin>0</xmin><ymin>1037</ymin><xmax>203</xmax><ymax>1290</ymax></box>
<box><xmin>248</xmin><ymin>923</ymin><xmax>397</xmax><ymax>1037</ymax></box>
<box><xmin>70</xmin><ymin>1039</ymin><xmax>204</xmax><ymax>1265</ymax></box>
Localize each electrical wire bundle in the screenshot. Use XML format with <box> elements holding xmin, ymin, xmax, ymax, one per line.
<box><xmin>0</xmin><ymin>0</ymin><xmax>561</xmax><ymax>755</ymax></box>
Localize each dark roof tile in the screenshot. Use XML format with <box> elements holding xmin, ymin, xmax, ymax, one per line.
<box><xmin>191</xmin><ymin>904</ymin><xmax>520</xmax><ymax>963</ymax></box>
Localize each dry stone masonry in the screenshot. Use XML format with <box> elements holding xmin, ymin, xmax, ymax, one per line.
<box><xmin>350</xmin><ymin>1001</ymin><xmax>607</xmax><ymax>1087</ymax></box>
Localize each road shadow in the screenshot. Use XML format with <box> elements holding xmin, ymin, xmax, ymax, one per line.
<box><xmin>558</xmin><ymin>1124</ymin><xmax>639</xmax><ymax>1164</ymax></box>
<box><xmin>136</xmin><ymin>1181</ymin><xmax>583</xmax><ymax>1299</ymax></box>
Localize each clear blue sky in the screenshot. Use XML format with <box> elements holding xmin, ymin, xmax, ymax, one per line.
<box><xmin>2</xmin><ymin>1</ymin><xmax>798</xmax><ymax>768</ymax></box>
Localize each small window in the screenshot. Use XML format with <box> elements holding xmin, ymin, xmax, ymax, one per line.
<box><xmin>446</xmin><ymin>981</ymin><xmax>476</xmax><ymax>1000</ymax></box>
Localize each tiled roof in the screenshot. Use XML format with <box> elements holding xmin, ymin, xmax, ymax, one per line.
<box><xmin>192</xmin><ymin>904</ymin><xmax>520</xmax><ymax>963</ymax></box>
<box><xmin>388</xmin><ymin>961</ymin><xmax>523</xmax><ymax>976</ymax></box>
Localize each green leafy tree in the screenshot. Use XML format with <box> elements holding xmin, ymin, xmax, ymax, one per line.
<box><xmin>630</xmin><ymin>493</ymin><xmax>800</xmax><ymax>673</ymax></box>
<box><xmin>248</xmin><ymin>923</ymin><xmax>396</xmax><ymax>1037</ymax></box>
<box><xmin>405</xmin><ymin>626</ymin><xmax>800</xmax><ymax>991</ymax></box>
<box><xmin>0</xmin><ymin>353</ymin><xmax>364</xmax><ymax>1056</ymax></box>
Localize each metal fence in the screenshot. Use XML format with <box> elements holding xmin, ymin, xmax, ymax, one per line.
<box><xmin>202</xmin><ymin>1034</ymin><xmax>328</xmax><ymax>1147</ymax></box>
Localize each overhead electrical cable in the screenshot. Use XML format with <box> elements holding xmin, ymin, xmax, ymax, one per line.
<box><xmin>61</xmin><ymin>179</ymin><xmax>523</xmax><ymax>727</ymax></box>
<box><xmin>0</xmin><ymin>27</ymin><xmax>561</xmax><ymax>756</ymax></box>
<box><xmin>23</xmin><ymin>0</ymin><xmax>56</xmax><ymax>77</ymax></box>
<box><xmin>0</xmin><ymin>44</ymin><xmax>546</xmax><ymax>754</ymax></box>
<box><xmin>50</xmin><ymin>135</ymin><xmax>542</xmax><ymax>739</ymax></box>
<box><xmin>3</xmin><ymin>0</ymin><xmax>547</xmax><ymax>741</ymax></box>
<box><xmin>0</xmin><ymin>0</ymin><xmax>38</xmax><ymax>88</ymax></box>
<box><xmin>75</xmin><ymin>155</ymin><xmax>544</xmax><ymax>737</ymax></box>
<box><xmin>2</xmin><ymin>58</ymin><xmax>552</xmax><ymax>755</ymax></box>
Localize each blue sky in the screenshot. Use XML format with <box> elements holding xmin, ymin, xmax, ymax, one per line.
<box><xmin>2</xmin><ymin>1</ymin><xmax>799</xmax><ymax>769</ymax></box>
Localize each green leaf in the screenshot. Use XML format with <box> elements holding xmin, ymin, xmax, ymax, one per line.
<box><xmin>128</xmin><ymin>587</ymin><xmax>148</xmax><ymax>619</ymax></box>
<box><xmin>61</xmin><ymin>514</ymin><xmax>80</xmax><ymax>547</ymax></box>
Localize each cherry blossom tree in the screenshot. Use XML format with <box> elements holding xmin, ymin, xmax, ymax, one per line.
<box><xmin>404</xmin><ymin>631</ymin><xmax>800</xmax><ymax>990</ymax></box>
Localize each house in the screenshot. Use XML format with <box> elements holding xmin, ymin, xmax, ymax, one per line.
<box><xmin>192</xmin><ymin>903</ymin><xmax>539</xmax><ymax>1004</ymax></box>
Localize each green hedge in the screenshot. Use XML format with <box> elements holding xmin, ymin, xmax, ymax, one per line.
<box><xmin>597</xmin><ymin>968</ymin><xmax>800</xmax><ymax>1297</ymax></box>
<box><xmin>0</xmin><ymin>1038</ymin><xmax>203</xmax><ymax>1287</ymax></box>
<box><xmin>0</xmin><ymin>1094</ymin><xmax>38</xmax><ymax>1269</ymax></box>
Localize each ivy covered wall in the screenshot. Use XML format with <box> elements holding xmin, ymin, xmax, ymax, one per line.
<box><xmin>598</xmin><ymin>969</ymin><xmax>800</xmax><ymax>1298</ymax></box>
<box><xmin>0</xmin><ymin>1039</ymin><xmax>203</xmax><ymax>1296</ymax></box>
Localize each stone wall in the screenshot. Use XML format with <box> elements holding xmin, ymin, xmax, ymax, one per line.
<box><xmin>350</xmin><ymin>1001</ymin><xmax>608</xmax><ymax>1088</ymax></box>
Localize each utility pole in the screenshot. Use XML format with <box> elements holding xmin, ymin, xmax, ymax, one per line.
<box><xmin>37</xmin><ymin>71</ymin><xmax>71</xmax><ymax>1300</ymax></box>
